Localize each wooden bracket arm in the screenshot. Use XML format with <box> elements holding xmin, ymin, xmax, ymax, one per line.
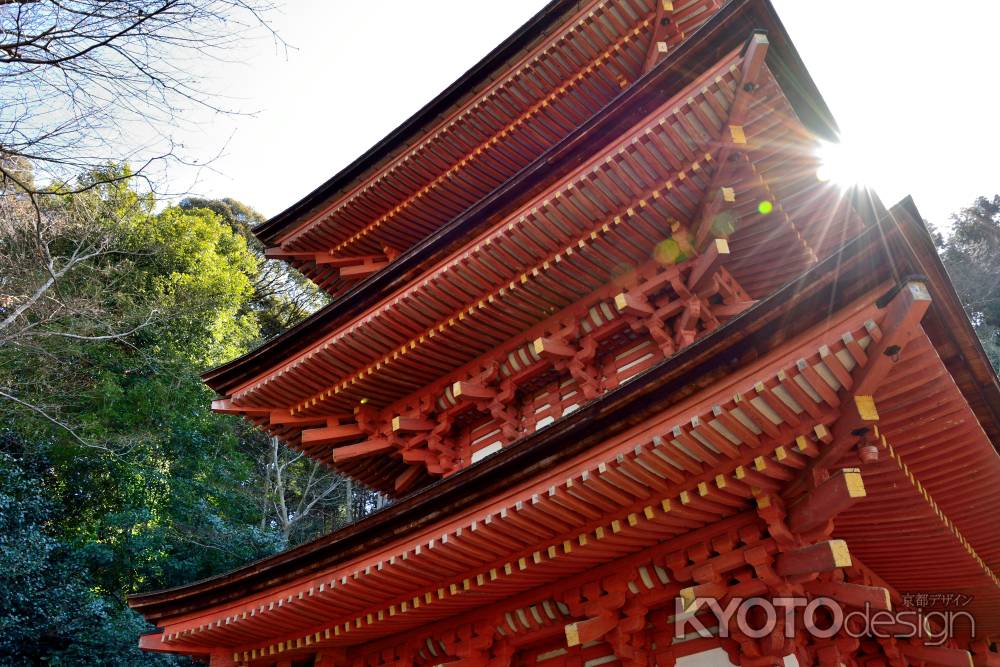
<box><xmin>787</xmin><ymin>467</ymin><xmax>866</xmax><ymax>533</ymax></box>
<box><xmin>340</xmin><ymin>257</ymin><xmax>390</xmax><ymax>278</ymax></box>
<box><xmin>210</xmin><ymin>398</ymin><xmax>271</xmax><ymax>416</ymax></box>
<box><xmin>677</xmin><ymin>581</ymin><xmax>728</xmax><ymax>611</ymax></box>
<box><xmin>775</xmin><ymin>539</ymin><xmax>852</xmax><ymax>578</ymax></box>
<box><xmin>729</xmin><ymin>32</ymin><xmax>770</xmax><ymax>126</ymax></box>
<box><xmin>803</xmin><ymin>581</ymin><xmax>891</xmax><ymax>611</ymax></box>
<box><xmin>395</xmin><ymin>464</ymin><xmax>423</xmax><ymax>493</ymax></box>
<box><xmin>332</xmin><ymin>438</ymin><xmax>393</xmax><ymax>463</ymax></box>
<box><xmin>790</xmin><ymin>280</ymin><xmax>932</xmax><ymax>493</ymax></box>
<box><xmin>565</xmin><ymin>611</ymin><xmax>617</xmax><ymax>647</ymax></box>
<box><xmin>691</xmin><ymin>32</ymin><xmax>769</xmax><ymax>249</ymax></box>
<box><xmin>392</xmin><ymin>416</ymin><xmax>435</xmax><ymax>433</ymax></box>
<box><xmin>301</xmin><ymin>423</ymin><xmax>364</xmax><ymax>446</ymax></box>
<box><xmin>687</xmin><ymin>239</ymin><xmax>730</xmax><ymax>292</ymax></box>
<box><xmin>268</xmin><ymin>409</ymin><xmax>327</xmax><ymax>426</ymax></box>
<box><xmin>452</xmin><ymin>380</ymin><xmax>495</xmax><ymax>401</ymax></box>
<box><xmin>614</xmin><ymin>292</ymin><xmax>655</xmax><ymax>317</ymax></box>
<box><xmin>642</xmin><ymin>0</ymin><xmax>679</xmax><ymax>73</ymax></box>
<box><xmin>532</xmin><ymin>336</ymin><xmax>576</xmax><ymax>360</ymax></box>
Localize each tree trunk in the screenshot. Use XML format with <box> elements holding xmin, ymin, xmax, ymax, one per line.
<box><xmin>345</xmin><ymin>478</ymin><xmax>353</xmax><ymax>524</ymax></box>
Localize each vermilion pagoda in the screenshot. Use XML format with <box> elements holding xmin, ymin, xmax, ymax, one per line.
<box><xmin>129</xmin><ymin>1</ymin><xmax>1000</xmax><ymax>666</ymax></box>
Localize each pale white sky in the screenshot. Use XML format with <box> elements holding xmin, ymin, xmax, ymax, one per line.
<box><xmin>171</xmin><ymin>1</ymin><xmax>1000</xmax><ymax>232</ymax></box>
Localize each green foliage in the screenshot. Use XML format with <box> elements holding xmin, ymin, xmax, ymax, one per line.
<box><xmin>0</xmin><ymin>164</ymin><xmax>370</xmax><ymax>663</ymax></box>
<box><xmin>936</xmin><ymin>195</ymin><xmax>1000</xmax><ymax>371</ymax></box>
<box><xmin>179</xmin><ymin>197</ymin><xmax>328</xmax><ymax>341</ymax></box>
<box><xmin>132</xmin><ymin>205</ymin><xmax>260</xmax><ymax>366</ymax></box>
<box><xmin>0</xmin><ymin>172</ymin><xmax>311</xmax><ymax>663</ymax></box>
<box><xmin>0</xmin><ymin>443</ymin><xmax>185</xmax><ymax>666</ymax></box>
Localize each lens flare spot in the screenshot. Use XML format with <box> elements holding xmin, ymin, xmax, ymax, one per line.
<box><xmin>757</xmin><ymin>200</ymin><xmax>774</xmax><ymax>215</ymax></box>
<box><xmin>654</xmin><ymin>238</ymin><xmax>682</xmax><ymax>265</ymax></box>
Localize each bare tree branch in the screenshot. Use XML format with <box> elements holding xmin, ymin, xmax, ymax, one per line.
<box><xmin>0</xmin><ymin>385</ymin><xmax>92</xmax><ymax>447</ymax></box>
<box><xmin>1</xmin><ymin>0</ymin><xmax>283</xmax><ymax>197</ymax></box>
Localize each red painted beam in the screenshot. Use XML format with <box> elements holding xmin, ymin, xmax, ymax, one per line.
<box><xmin>452</xmin><ymin>381</ymin><xmax>494</xmax><ymax>401</ymax></box>
<box><xmin>687</xmin><ymin>238</ymin><xmax>730</xmax><ymax>292</ymax></box>
<box><xmin>614</xmin><ymin>292</ymin><xmax>654</xmax><ymax>317</ymax></box>
<box><xmin>341</xmin><ymin>261</ymin><xmax>389</xmax><ymax>279</ymax></box>
<box><xmin>392</xmin><ymin>416</ymin><xmax>435</xmax><ymax>433</ymax></box>
<box><xmin>775</xmin><ymin>540</ymin><xmax>851</xmax><ymax>577</ymax></box>
<box><xmin>301</xmin><ymin>423</ymin><xmax>364</xmax><ymax>446</ymax></box>
<box><xmin>790</xmin><ymin>281</ymin><xmax>932</xmax><ymax>493</ymax></box>
<box><xmin>395</xmin><ymin>464</ymin><xmax>423</xmax><ymax>494</ymax></box>
<box><xmin>333</xmin><ymin>438</ymin><xmax>393</xmax><ymax>463</ymax></box>
<box><xmin>210</xmin><ymin>398</ymin><xmax>271</xmax><ymax>416</ymax></box>
<box><xmin>804</xmin><ymin>581</ymin><xmax>891</xmax><ymax>611</ymax></box>
<box><xmin>268</xmin><ymin>409</ymin><xmax>329</xmax><ymax>426</ymax></box>
<box><xmin>564</xmin><ymin>612</ymin><xmax>617</xmax><ymax>647</ymax></box>
<box><xmin>642</xmin><ymin>1</ymin><xmax>676</xmax><ymax>73</ymax></box>
<box><xmin>787</xmin><ymin>468</ymin><xmax>866</xmax><ymax>533</ymax></box>
<box><xmin>532</xmin><ymin>336</ymin><xmax>576</xmax><ymax>360</ymax></box>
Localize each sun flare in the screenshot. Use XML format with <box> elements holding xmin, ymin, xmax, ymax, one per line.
<box><xmin>815</xmin><ymin>139</ymin><xmax>875</xmax><ymax>188</ymax></box>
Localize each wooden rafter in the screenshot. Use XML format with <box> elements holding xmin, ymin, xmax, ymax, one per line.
<box><xmin>641</xmin><ymin>1</ymin><xmax>677</xmax><ymax>73</ymax></box>
<box><xmin>274</xmin><ymin>0</ymin><xmax>669</xmax><ymax>258</ymax></box>
<box><xmin>692</xmin><ymin>31</ymin><xmax>769</xmax><ymax>249</ymax></box>
<box><xmin>787</xmin><ymin>279</ymin><xmax>932</xmax><ymax>496</ymax></box>
<box><xmin>229</xmin><ymin>53</ymin><xmax>753</xmax><ymax>415</ymax></box>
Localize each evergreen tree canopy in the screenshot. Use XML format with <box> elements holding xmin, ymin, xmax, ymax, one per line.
<box><xmin>936</xmin><ymin>195</ymin><xmax>1000</xmax><ymax>371</ymax></box>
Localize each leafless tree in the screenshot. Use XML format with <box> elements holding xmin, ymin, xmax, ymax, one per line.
<box><xmin>262</xmin><ymin>436</ymin><xmax>345</xmax><ymax>546</ymax></box>
<box><xmin>1</xmin><ymin>0</ymin><xmax>281</xmax><ymax>196</ymax></box>
<box><xmin>258</xmin><ymin>435</ymin><xmax>389</xmax><ymax>547</ymax></box>
<box><xmin>0</xmin><ymin>166</ymin><xmax>160</xmax><ymax>446</ymax></box>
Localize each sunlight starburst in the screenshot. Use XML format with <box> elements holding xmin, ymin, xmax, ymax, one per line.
<box><xmin>816</xmin><ymin>139</ymin><xmax>877</xmax><ymax>188</ymax></box>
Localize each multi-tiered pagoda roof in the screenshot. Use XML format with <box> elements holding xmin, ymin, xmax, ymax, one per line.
<box><xmin>130</xmin><ymin>2</ymin><xmax>1000</xmax><ymax>666</ymax></box>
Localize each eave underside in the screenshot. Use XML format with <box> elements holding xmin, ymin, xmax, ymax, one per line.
<box><xmin>132</xmin><ymin>207</ymin><xmax>1000</xmax><ymax>661</ymax></box>
<box><xmin>128</xmin><ymin>0</ymin><xmax>1000</xmax><ymax>662</ymax></box>
<box><xmin>202</xmin><ymin>0</ymin><xmax>839</xmax><ymax>404</ymax></box>
<box><xmin>263</xmin><ymin>0</ymin><xmax>731</xmax><ymax>298</ymax></box>
<box><xmin>132</xmin><ymin>254</ymin><xmax>1000</xmax><ymax>665</ymax></box>
<box><xmin>211</xmin><ymin>41</ymin><xmax>863</xmax><ymax>496</ymax></box>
